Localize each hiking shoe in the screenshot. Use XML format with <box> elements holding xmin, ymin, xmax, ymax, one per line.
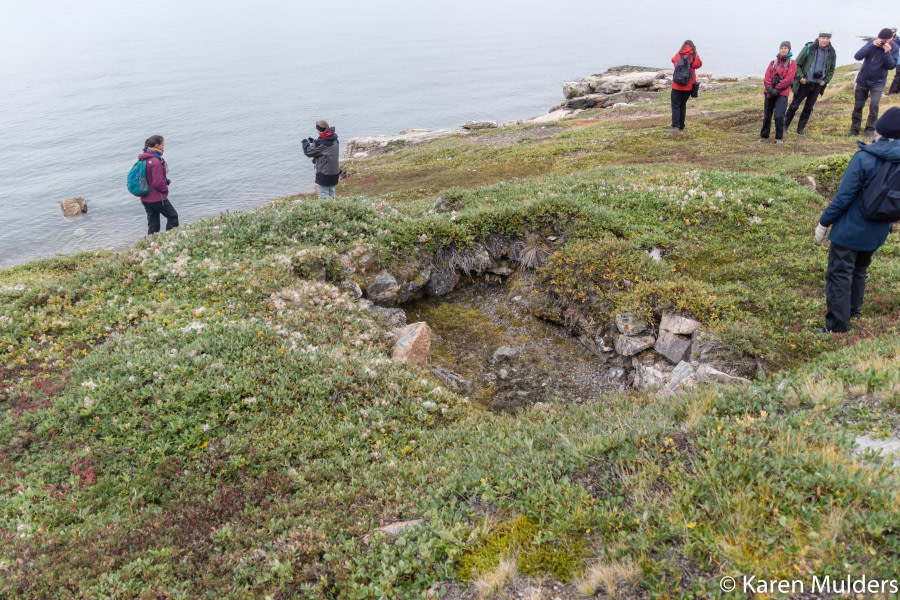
<box><xmin>847</xmin><ymin>131</ymin><xmax>859</xmax><ymax>137</ymax></box>
<box><xmin>796</xmin><ymin>128</ymin><xmax>806</xmax><ymax>135</ymax></box>
<box><xmin>775</xmin><ymin>139</ymin><xmax>784</xmax><ymax>145</ymax></box>
<box><xmin>758</xmin><ymin>137</ymin><xmax>769</xmax><ymax>142</ymax></box>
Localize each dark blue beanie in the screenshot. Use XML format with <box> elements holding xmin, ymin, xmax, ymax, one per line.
<box><xmin>876</xmin><ymin>107</ymin><xmax>900</xmax><ymax>139</ymax></box>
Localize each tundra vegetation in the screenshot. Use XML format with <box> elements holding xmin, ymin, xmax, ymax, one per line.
<box><xmin>0</xmin><ymin>67</ymin><xmax>897</xmax><ymax>597</ymax></box>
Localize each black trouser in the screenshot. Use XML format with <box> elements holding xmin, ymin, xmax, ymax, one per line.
<box><xmin>890</xmin><ymin>67</ymin><xmax>900</xmax><ymax>94</ymax></box>
<box><xmin>825</xmin><ymin>242</ymin><xmax>875</xmax><ymax>333</ymax></box>
<box><xmin>760</xmin><ymin>94</ymin><xmax>787</xmax><ymax>140</ymax></box>
<box><xmin>141</xmin><ymin>200</ymin><xmax>179</xmax><ymax>235</ymax></box>
<box><xmin>785</xmin><ymin>83</ymin><xmax>821</xmax><ymax>132</ymax></box>
<box><xmin>851</xmin><ymin>85</ymin><xmax>884</xmax><ymax>136</ymax></box>
<box><xmin>671</xmin><ymin>89</ymin><xmax>692</xmax><ymax>129</ymax></box>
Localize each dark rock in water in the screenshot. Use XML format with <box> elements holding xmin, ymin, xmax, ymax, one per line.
<box><xmin>425</xmin><ymin>268</ymin><xmax>460</xmax><ymax>297</ymax></box>
<box><xmin>60</xmin><ymin>196</ymin><xmax>87</xmax><ymax>217</ymax></box>
<box><xmin>367</xmin><ymin>272</ymin><xmax>400</xmax><ymax>306</ymax></box>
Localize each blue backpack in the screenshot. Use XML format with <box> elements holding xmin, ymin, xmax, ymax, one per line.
<box><xmin>127</xmin><ymin>159</ymin><xmax>150</xmax><ymax>197</ymax></box>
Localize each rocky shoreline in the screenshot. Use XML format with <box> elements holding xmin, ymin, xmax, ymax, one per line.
<box><xmin>344</xmin><ymin>65</ymin><xmax>737</xmax><ymax>159</ymax></box>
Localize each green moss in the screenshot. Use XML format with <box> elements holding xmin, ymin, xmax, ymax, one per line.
<box><xmin>457</xmin><ymin>516</ymin><xmax>585</xmax><ymax>582</ymax></box>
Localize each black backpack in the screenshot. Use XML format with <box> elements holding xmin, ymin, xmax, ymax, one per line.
<box><xmin>860</xmin><ymin>158</ymin><xmax>900</xmax><ymax>222</ymax></box>
<box><xmin>673</xmin><ymin>53</ymin><xmax>694</xmax><ymax>86</ymax></box>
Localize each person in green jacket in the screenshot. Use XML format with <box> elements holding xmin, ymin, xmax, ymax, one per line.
<box><xmin>785</xmin><ymin>30</ymin><xmax>837</xmax><ymax>135</ymax></box>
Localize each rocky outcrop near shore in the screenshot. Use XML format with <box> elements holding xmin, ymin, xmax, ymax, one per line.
<box><xmin>555</xmin><ymin>65</ymin><xmax>714</xmax><ymax>111</ymax></box>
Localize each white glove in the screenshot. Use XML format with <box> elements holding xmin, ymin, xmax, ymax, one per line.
<box><xmin>815</xmin><ymin>223</ymin><xmax>828</xmax><ymax>244</ymax></box>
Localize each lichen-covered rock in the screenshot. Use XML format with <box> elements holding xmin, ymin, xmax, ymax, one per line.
<box><xmin>372</xmin><ymin>306</ymin><xmax>407</xmax><ymax>329</ymax></box>
<box><xmin>615</xmin><ymin>312</ymin><xmax>648</xmax><ymax>336</ymax></box>
<box><xmin>668</xmin><ymin>361</ymin><xmax>697</xmax><ymax>390</ymax></box>
<box><xmin>654</xmin><ymin>330</ymin><xmax>692</xmax><ymax>364</ymax></box>
<box><xmin>462</xmin><ymin>120</ymin><xmax>498</xmax><ymax>130</ymax></box>
<box><xmin>392</xmin><ymin>322</ymin><xmax>432</xmax><ymax>366</ymax></box>
<box><xmin>697</xmin><ymin>364</ymin><xmax>750</xmax><ymax>385</ymax></box>
<box><xmin>425</xmin><ymin>268</ymin><xmax>460</xmax><ymax>297</ymax></box>
<box><xmin>659</xmin><ymin>313</ymin><xmax>701</xmax><ymax>335</ymax></box>
<box><xmin>614</xmin><ymin>334</ymin><xmax>655</xmax><ymax>356</ymax></box>
<box><xmin>399</xmin><ymin>270</ymin><xmax>430</xmax><ymax>303</ymax></box>
<box><xmin>367</xmin><ymin>273</ymin><xmax>400</xmax><ymax>306</ymax></box>
<box><xmin>633</xmin><ymin>358</ymin><xmax>671</xmax><ymax>391</ymax></box>
<box><xmin>340</xmin><ymin>281</ymin><xmax>363</xmax><ymax>299</ymax></box>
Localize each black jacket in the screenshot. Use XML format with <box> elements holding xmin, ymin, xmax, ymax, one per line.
<box><xmin>302</xmin><ymin>128</ymin><xmax>340</xmax><ymax>186</ymax></box>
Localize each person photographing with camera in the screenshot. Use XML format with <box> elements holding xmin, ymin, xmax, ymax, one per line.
<box><xmin>302</xmin><ymin>119</ymin><xmax>340</xmax><ymax>198</ymax></box>
<box><xmin>850</xmin><ymin>28</ymin><xmax>899</xmax><ymax>139</ymax></box>
<box><xmin>760</xmin><ymin>42</ymin><xmax>796</xmax><ymax>144</ymax></box>
<box><xmin>785</xmin><ymin>30</ymin><xmax>836</xmax><ymax>135</ymax></box>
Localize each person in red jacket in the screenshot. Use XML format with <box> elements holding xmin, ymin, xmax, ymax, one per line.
<box><xmin>760</xmin><ymin>42</ymin><xmax>797</xmax><ymax>143</ymax></box>
<box><xmin>137</xmin><ymin>135</ymin><xmax>178</xmax><ymax>235</ymax></box>
<box><xmin>670</xmin><ymin>40</ymin><xmax>702</xmax><ymax>131</ymax></box>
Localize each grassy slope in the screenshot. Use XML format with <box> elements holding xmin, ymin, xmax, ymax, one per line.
<box><xmin>0</xmin><ymin>67</ymin><xmax>898</xmax><ymax>598</ymax></box>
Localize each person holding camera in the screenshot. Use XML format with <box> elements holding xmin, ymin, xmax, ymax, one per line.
<box><xmin>760</xmin><ymin>42</ymin><xmax>797</xmax><ymax>144</ymax></box>
<box><xmin>785</xmin><ymin>31</ymin><xmax>836</xmax><ymax>135</ymax></box>
<box><xmin>302</xmin><ymin>119</ymin><xmax>340</xmax><ymax>198</ymax></box>
<box><xmin>137</xmin><ymin>135</ymin><xmax>179</xmax><ymax>235</ymax></box>
<box><xmin>850</xmin><ymin>29</ymin><xmax>899</xmax><ymax>139</ymax></box>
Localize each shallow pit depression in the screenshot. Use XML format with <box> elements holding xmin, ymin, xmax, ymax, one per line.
<box><xmin>404</xmin><ymin>279</ymin><xmax>617</xmax><ymax>411</ymax></box>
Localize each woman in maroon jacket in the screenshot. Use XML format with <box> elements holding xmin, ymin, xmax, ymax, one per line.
<box><xmin>760</xmin><ymin>42</ymin><xmax>797</xmax><ymax>143</ymax></box>
<box><xmin>138</xmin><ymin>135</ymin><xmax>179</xmax><ymax>235</ymax></box>
<box><xmin>671</xmin><ymin>40</ymin><xmax>702</xmax><ymax>131</ymax></box>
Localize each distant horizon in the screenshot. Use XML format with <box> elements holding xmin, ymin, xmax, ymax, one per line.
<box><xmin>1</xmin><ymin>0</ymin><xmax>889</xmax><ymax>268</ymax></box>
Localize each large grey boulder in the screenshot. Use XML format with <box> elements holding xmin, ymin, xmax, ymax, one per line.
<box><xmin>615</xmin><ymin>312</ymin><xmax>648</xmax><ymax>336</ymax></box>
<box><xmin>425</xmin><ymin>268</ymin><xmax>460</xmax><ymax>297</ymax></box>
<box><xmin>367</xmin><ymin>273</ymin><xmax>400</xmax><ymax>306</ymax></box>
<box><xmin>344</xmin><ymin>128</ymin><xmax>467</xmax><ymax>159</ymax></box>
<box><xmin>615</xmin><ymin>334</ymin><xmax>655</xmax><ymax>357</ymax></box>
<box><xmin>654</xmin><ymin>330</ymin><xmax>692</xmax><ymax>364</ymax></box>
<box><xmin>659</xmin><ymin>313</ymin><xmax>701</xmax><ymax>336</ymax></box>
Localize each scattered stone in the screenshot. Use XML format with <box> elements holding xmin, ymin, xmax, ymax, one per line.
<box><xmin>432</xmin><ymin>367</ymin><xmax>472</xmax><ymax>393</ymax></box>
<box><xmin>806</xmin><ymin>176</ymin><xmax>817</xmax><ymax>191</ymax></box>
<box><xmin>633</xmin><ymin>357</ymin><xmax>672</xmax><ymax>391</ymax></box>
<box><xmin>425</xmin><ymin>268</ymin><xmax>460</xmax><ymax>297</ymax></box>
<box><xmin>60</xmin><ymin>196</ymin><xmax>87</xmax><ymax>217</ymax></box>
<box><xmin>340</xmin><ymin>281</ymin><xmax>363</xmax><ymax>299</ymax></box>
<box><xmin>462</xmin><ymin>120</ymin><xmax>498</xmax><ymax>130</ymax></box>
<box><xmin>371</xmin><ymin>306</ymin><xmax>407</xmax><ymax>329</ymax></box>
<box><xmin>532</xmin><ymin>402</ymin><xmax>551</xmax><ymax>412</ymax></box>
<box><xmin>399</xmin><ymin>270</ymin><xmax>430</xmax><ymax>303</ymax></box>
<box><xmin>614</xmin><ymin>334</ymin><xmax>655</xmax><ymax>356</ymax></box>
<box><xmin>749</xmin><ymin>216</ymin><xmax>763</xmax><ymax>226</ymax></box>
<box><xmin>367</xmin><ymin>273</ymin><xmax>400</xmax><ymax>306</ymax></box>
<box><xmin>615</xmin><ymin>312</ymin><xmax>649</xmax><ymax>336</ymax></box>
<box><xmin>668</xmin><ymin>361</ymin><xmax>697</xmax><ymax>390</ymax></box>
<box><xmin>659</xmin><ymin>313</ymin><xmax>701</xmax><ymax>336</ymax></box>
<box><xmin>392</xmin><ymin>322</ymin><xmax>432</xmax><ymax>366</ymax></box>
<box><xmin>696</xmin><ymin>364</ymin><xmax>750</xmax><ymax>385</ymax></box>
<box><xmin>654</xmin><ymin>330</ymin><xmax>692</xmax><ymax>364</ymax></box>
<box><xmin>647</xmin><ymin>246</ymin><xmax>664</xmax><ymax>263</ymax></box>
<box><xmin>434</xmin><ymin>196</ymin><xmax>453</xmax><ymax>213</ymax></box>
<box><xmin>853</xmin><ymin>435</ymin><xmax>900</xmax><ymax>467</ymax></box>
<box><xmin>371</xmin><ymin>519</ymin><xmax>424</xmax><ymax>542</ymax></box>
<box><xmin>486</xmin><ymin>265</ymin><xmax>513</xmax><ymax>277</ymax></box>
<box><xmin>492</xmin><ymin>345</ymin><xmax>521</xmax><ymax>362</ymax></box>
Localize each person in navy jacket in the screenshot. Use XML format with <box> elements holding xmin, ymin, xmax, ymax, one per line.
<box><xmin>816</xmin><ymin>108</ymin><xmax>900</xmax><ymax>332</ymax></box>
<box><xmin>850</xmin><ymin>28</ymin><xmax>899</xmax><ymax>138</ymax></box>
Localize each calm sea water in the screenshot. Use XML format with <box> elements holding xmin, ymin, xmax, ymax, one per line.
<box><xmin>0</xmin><ymin>0</ymin><xmax>886</xmax><ymax>268</ymax></box>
